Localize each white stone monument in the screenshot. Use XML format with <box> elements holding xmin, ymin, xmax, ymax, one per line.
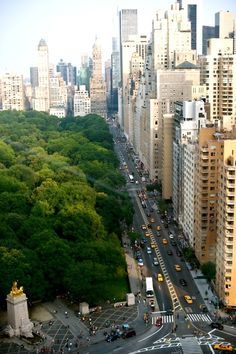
<box><xmin>6</xmin><ymin>281</ymin><xmax>33</xmax><ymax>338</ymax></box>
<box><xmin>126</xmin><ymin>293</ymin><xmax>135</xmax><ymax>306</ymax></box>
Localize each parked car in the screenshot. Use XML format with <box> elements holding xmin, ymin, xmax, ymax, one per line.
<box><xmin>138</xmin><ymin>258</ymin><xmax>144</xmax><ymax>266</ymax></box>
<box><xmin>169</xmin><ymin>233</ymin><xmax>174</xmax><ymax>239</ymax></box>
<box><xmin>146</xmin><ymin>246</ymin><xmax>152</xmax><ymax>254</ymax></box>
<box><xmin>210</xmin><ymin>322</ymin><xmax>224</xmax><ymax>330</ymax></box>
<box><xmin>122</xmin><ymin>329</ymin><xmax>136</xmax><ymax>338</ymax></box>
<box><xmin>167</xmin><ymin>249</ymin><xmax>173</xmax><ymax>255</ymax></box>
<box><xmin>162</xmin><ymin>238</ymin><xmax>168</xmax><ymax>245</ymax></box>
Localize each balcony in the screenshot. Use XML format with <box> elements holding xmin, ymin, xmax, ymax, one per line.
<box><xmin>225</xmin><ymin>216</ymin><xmax>235</xmax><ymax>222</ymax></box>
<box><xmin>227</xmin><ymin>172</ymin><xmax>236</xmax><ymax>179</ymax></box>
<box><xmin>226</xmin><ymin>198</ymin><xmax>235</xmax><ymax>205</ymax></box>
<box><xmin>226</xmin><ymin>181</ymin><xmax>235</xmax><ymax>188</ymax></box>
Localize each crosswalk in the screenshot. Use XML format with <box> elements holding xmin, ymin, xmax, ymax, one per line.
<box><xmin>151</xmin><ymin>313</ymin><xmax>212</xmax><ymax>325</ymax></box>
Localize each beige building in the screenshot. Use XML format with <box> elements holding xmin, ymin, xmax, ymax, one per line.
<box><xmin>194</xmin><ymin>127</ymin><xmax>236</xmax><ymax>307</ymax></box>
<box><xmin>217</xmin><ymin>138</ymin><xmax>236</xmax><ymax>307</ymax></box>
<box><xmin>200</xmin><ymin>38</ymin><xmax>236</xmax><ymax>124</ymax></box>
<box><xmin>215</xmin><ymin>11</ymin><xmax>235</xmax><ymax>39</ymax></box>
<box><xmin>74</xmin><ymin>85</ymin><xmax>91</xmax><ymax>117</ymax></box>
<box><xmin>90</xmin><ymin>38</ymin><xmax>107</xmax><ymax>119</ymax></box>
<box><xmin>49</xmin><ymin>73</ymin><xmax>67</xmax><ymax>116</ymax></box>
<box><xmin>32</xmin><ymin>39</ymin><xmax>50</xmax><ymax>112</ymax></box>
<box><xmin>119</xmin><ymin>34</ymin><xmax>147</xmax><ymax>131</ymax></box>
<box><xmin>1</xmin><ymin>73</ymin><xmax>25</xmax><ymax>111</ymax></box>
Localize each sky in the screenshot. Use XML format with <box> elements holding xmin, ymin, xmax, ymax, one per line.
<box><xmin>0</xmin><ymin>0</ymin><xmax>236</xmax><ymax>78</ymax></box>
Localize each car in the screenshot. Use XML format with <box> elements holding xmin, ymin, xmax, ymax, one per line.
<box><xmin>149</xmin><ymin>299</ymin><xmax>155</xmax><ymax>310</ymax></box>
<box><xmin>122</xmin><ymin>329</ymin><xmax>136</xmax><ymax>338</ymax></box>
<box><xmin>179</xmin><ymin>279</ymin><xmax>187</xmax><ymax>286</ymax></box>
<box><xmin>171</xmin><ymin>240</ymin><xmax>177</xmax><ymax>246</ymax></box>
<box><xmin>155</xmin><ymin>317</ymin><xmax>162</xmax><ymax>327</ymax></box>
<box><xmin>146</xmin><ymin>212</ymin><xmax>151</xmax><ymax>217</ymax></box>
<box><xmin>169</xmin><ymin>233</ymin><xmax>174</xmax><ymax>239</ymax></box>
<box><xmin>156</xmin><ymin>225</ymin><xmax>161</xmax><ymax>231</ymax></box>
<box><xmin>212</xmin><ymin>343</ymin><xmax>234</xmax><ymax>351</ymax></box>
<box><xmin>157</xmin><ymin>273</ymin><xmax>164</xmax><ymax>282</ymax></box>
<box><xmin>146</xmin><ymin>246</ymin><xmax>152</xmax><ymax>254</ymax></box>
<box><xmin>141</xmin><ymin>224</ymin><xmax>147</xmax><ymax>230</ymax></box>
<box><xmin>165</xmin><ymin>308</ymin><xmax>173</xmax><ymax>315</ymax></box>
<box><xmin>210</xmin><ymin>322</ymin><xmax>224</xmax><ymax>330</ymax></box>
<box><xmin>162</xmin><ymin>238</ymin><xmax>168</xmax><ymax>245</ymax></box>
<box><xmin>150</xmin><ymin>242</ymin><xmax>156</xmax><ymax>249</ymax></box>
<box><xmin>145</xmin><ymin>232</ymin><xmax>151</xmax><ymax>237</ymax></box>
<box><xmin>150</xmin><ymin>218</ymin><xmax>155</xmax><ymax>223</ymax></box>
<box><xmin>153</xmin><ymin>257</ymin><xmax>159</xmax><ymax>266</ymax></box>
<box><xmin>106</xmin><ymin>333</ymin><xmax>119</xmax><ymax>342</ymax></box>
<box><xmin>138</xmin><ymin>258</ymin><xmax>144</xmax><ymax>266</ymax></box>
<box><xmin>156</xmin><ymin>231</ymin><xmax>161</xmax><ymax>237</ymax></box>
<box><xmin>200</xmin><ymin>304</ymin><xmax>208</xmax><ymax>313</ymax></box>
<box><xmin>135</xmin><ymin>251</ymin><xmax>142</xmax><ymax>259</ymax></box>
<box><xmin>147</xmin><ymin>223</ymin><xmax>152</xmax><ymax>229</ymax></box>
<box><xmin>175</xmin><ymin>264</ymin><xmax>181</xmax><ymax>271</ymax></box>
<box><xmin>184</xmin><ymin>295</ymin><xmax>193</xmax><ymax>304</ymax></box>
<box><xmin>167</xmin><ymin>249</ymin><xmax>173</xmax><ymax>255</ymax></box>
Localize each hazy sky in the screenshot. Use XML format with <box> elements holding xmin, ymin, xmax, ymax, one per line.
<box><xmin>0</xmin><ymin>0</ymin><xmax>236</xmax><ymax>77</ymax></box>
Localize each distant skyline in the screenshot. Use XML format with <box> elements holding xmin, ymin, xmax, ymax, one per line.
<box><xmin>0</xmin><ymin>0</ymin><xmax>236</xmax><ymax>77</ymax></box>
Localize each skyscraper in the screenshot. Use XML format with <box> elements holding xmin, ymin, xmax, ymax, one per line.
<box><xmin>90</xmin><ymin>38</ymin><xmax>107</xmax><ymax>118</ymax></box>
<box><xmin>202</xmin><ymin>26</ymin><xmax>215</xmax><ymax>55</ymax></box>
<box><xmin>187</xmin><ymin>4</ymin><xmax>197</xmax><ymax>50</ymax></box>
<box><xmin>56</xmin><ymin>60</ymin><xmax>77</xmax><ymax>86</ymax></box>
<box><xmin>119</xmin><ymin>9</ymin><xmax>138</xmax><ymax>83</ymax></box>
<box><xmin>118</xmin><ymin>9</ymin><xmax>138</xmax><ymax>127</ymax></box>
<box><xmin>32</xmin><ymin>39</ymin><xmax>50</xmax><ymax>112</ymax></box>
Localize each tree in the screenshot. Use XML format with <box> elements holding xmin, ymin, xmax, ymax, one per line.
<box><xmin>201</xmin><ymin>262</ymin><xmax>216</xmax><ymax>282</ymax></box>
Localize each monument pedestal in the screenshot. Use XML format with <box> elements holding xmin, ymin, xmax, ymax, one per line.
<box><xmin>7</xmin><ymin>293</ymin><xmax>33</xmax><ymax>337</ymax></box>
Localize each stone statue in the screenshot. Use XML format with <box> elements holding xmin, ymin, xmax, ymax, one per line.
<box><xmin>10</xmin><ymin>281</ymin><xmax>24</xmax><ymax>297</ymax></box>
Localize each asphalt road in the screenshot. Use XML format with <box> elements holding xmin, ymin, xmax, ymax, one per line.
<box><xmin>107</xmin><ymin>119</ymin><xmax>236</xmax><ymax>353</ymax></box>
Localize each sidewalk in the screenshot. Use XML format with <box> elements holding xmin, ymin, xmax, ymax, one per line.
<box><xmin>122</xmin><ymin>233</ymin><xmax>142</xmax><ymax>296</ymax></box>
<box><xmin>187</xmin><ymin>265</ymin><xmax>230</xmax><ymax>320</ymax></box>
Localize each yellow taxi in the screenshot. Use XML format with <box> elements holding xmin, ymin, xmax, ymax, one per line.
<box><xmin>184</xmin><ymin>295</ymin><xmax>193</xmax><ymax>304</ymax></box>
<box><xmin>213</xmin><ymin>343</ymin><xmax>234</xmax><ymax>352</ymax></box>
<box><xmin>141</xmin><ymin>224</ymin><xmax>147</xmax><ymax>230</ymax></box>
<box><xmin>157</xmin><ymin>273</ymin><xmax>164</xmax><ymax>282</ymax></box>
<box><xmin>175</xmin><ymin>264</ymin><xmax>181</xmax><ymax>272</ymax></box>
<box><xmin>162</xmin><ymin>238</ymin><xmax>168</xmax><ymax>245</ymax></box>
<box><xmin>145</xmin><ymin>232</ymin><xmax>151</xmax><ymax>237</ymax></box>
<box><xmin>156</xmin><ymin>225</ymin><xmax>161</xmax><ymax>231</ymax></box>
<box><xmin>150</xmin><ymin>242</ymin><xmax>156</xmax><ymax>248</ymax></box>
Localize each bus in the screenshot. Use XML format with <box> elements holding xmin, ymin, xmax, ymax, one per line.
<box><xmin>145</xmin><ymin>277</ymin><xmax>154</xmax><ymax>298</ymax></box>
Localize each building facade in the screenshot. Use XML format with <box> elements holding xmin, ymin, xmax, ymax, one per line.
<box><xmin>74</xmin><ymin>85</ymin><xmax>91</xmax><ymax>117</ymax></box>
<box><xmin>1</xmin><ymin>73</ymin><xmax>25</xmax><ymax>111</ymax></box>
<box><xmin>32</xmin><ymin>39</ymin><xmax>50</xmax><ymax>112</ymax></box>
<box><xmin>90</xmin><ymin>38</ymin><xmax>107</xmax><ymax>118</ymax></box>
